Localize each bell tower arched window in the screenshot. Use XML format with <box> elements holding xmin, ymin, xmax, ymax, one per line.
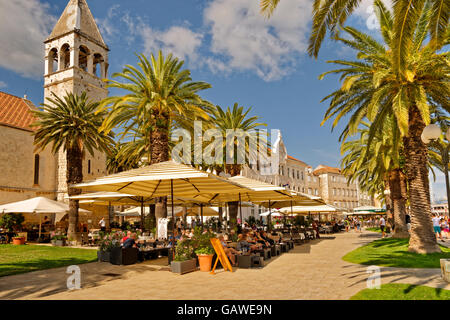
<box><xmin>79</xmin><ymin>46</ymin><xmax>90</xmax><ymax>72</ymax></box>
<box><xmin>48</xmin><ymin>48</ymin><xmax>58</xmax><ymax>74</ymax></box>
<box><xmin>60</xmin><ymin>44</ymin><xmax>71</xmax><ymax>70</ymax></box>
<box><xmin>93</xmin><ymin>53</ymin><xmax>104</xmax><ymax>78</ymax></box>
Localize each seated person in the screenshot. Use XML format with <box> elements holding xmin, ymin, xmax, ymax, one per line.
<box><xmin>260</xmin><ymin>231</ymin><xmax>275</xmax><ymax>246</ymax></box>
<box><xmin>254</xmin><ymin>231</ymin><xmax>270</xmax><ymax>248</ymax></box>
<box><xmin>247</xmin><ymin>232</ymin><xmax>263</xmax><ymax>250</ymax></box>
<box><xmin>236</xmin><ymin>234</ymin><xmax>259</xmax><ymax>253</ymax></box>
<box><xmin>122</xmin><ymin>234</ymin><xmax>137</xmax><ymax>248</ymax></box>
<box><xmin>121</xmin><ymin>231</ymin><xmax>132</xmax><ymax>243</ymax></box>
<box><xmin>228</xmin><ymin>229</ymin><xmax>238</xmax><ymax>242</ymax></box>
<box><xmin>219</xmin><ymin>235</ymin><xmax>238</xmax><ymax>266</ymax></box>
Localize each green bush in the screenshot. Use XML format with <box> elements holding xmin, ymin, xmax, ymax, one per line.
<box><xmin>174</xmin><ymin>239</ymin><xmax>194</xmax><ymax>262</ymax></box>
<box><xmin>0</xmin><ymin>213</ymin><xmax>25</xmax><ymax>232</ymax></box>
<box><xmin>192</xmin><ymin>227</ymin><xmax>215</xmax><ymax>255</ymax></box>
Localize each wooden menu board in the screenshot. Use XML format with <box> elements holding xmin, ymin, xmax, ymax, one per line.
<box><xmin>210</xmin><ymin>238</ymin><xmax>233</xmax><ymax>274</ymax></box>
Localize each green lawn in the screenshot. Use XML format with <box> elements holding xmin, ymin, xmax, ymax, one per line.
<box><xmin>0</xmin><ymin>244</ymin><xmax>97</xmax><ymax>277</ymax></box>
<box><xmin>351</xmin><ymin>283</ymin><xmax>450</xmax><ymax>300</ymax></box>
<box><xmin>343</xmin><ymin>238</ymin><xmax>450</xmax><ymax>268</ymax></box>
<box><xmin>366</xmin><ymin>227</ymin><xmax>382</xmax><ymax>233</ymax></box>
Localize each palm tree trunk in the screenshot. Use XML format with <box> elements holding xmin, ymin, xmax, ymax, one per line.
<box><xmin>389</xmin><ymin>169</ymin><xmax>409</xmax><ymax>238</ymax></box>
<box><xmin>226</xmin><ymin>164</ymin><xmax>242</xmax><ymax>232</ymax></box>
<box><xmin>151</xmin><ymin>116</ymin><xmax>170</xmax><ymax>238</ymax></box>
<box><xmin>218</xmin><ymin>207</ymin><xmax>223</xmax><ymax>231</ymax></box>
<box><xmin>404</xmin><ymin>106</ymin><xmax>441</xmax><ymax>253</ymax></box>
<box><xmin>66</xmin><ymin>145</ymin><xmax>83</xmax><ymax>242</ymax></box>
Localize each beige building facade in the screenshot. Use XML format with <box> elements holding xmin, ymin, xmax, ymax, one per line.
<box><xmin>313</xmin><ymin>165</ymin><xmax>374</xmax><ymax>210</ymax></box>
<box><xmin>0</xmin><ymin>0</ymin><xmax>109</xmax><ymax>226</ymax></box>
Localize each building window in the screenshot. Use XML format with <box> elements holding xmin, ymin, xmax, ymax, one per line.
<box><xmin>88</xmin><ymin>160</ymin><xmax>91</xmax><ymax>174</ymax></box>
<box><xmin>33</xmin><ymin>155</ymin><xmax>40</xmax><ymax>185</ymax></box>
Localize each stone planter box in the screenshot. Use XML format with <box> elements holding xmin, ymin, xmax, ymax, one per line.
<box><xmin>440</xmin><ymin>259</ymin><xmax>450</xmax><ymax>283</ymax></box>
<box><xmin>97</xmin><ymin>250</ymin><xmax>111</xmax><ymax>262</ymax></box>
<box><xmin>171</xmin><ymin>258</ymin><xmax>197</xmax><ymax>274</ymax></box>
<box><xmin>110</xmin><ymin>247</ymin><xmax>138</xmax><ymax>265</ymax></box>
<box><xmin>52</xmin><ymin>240</ymin><xmax>66</xmax><ymax>247</ymax></box>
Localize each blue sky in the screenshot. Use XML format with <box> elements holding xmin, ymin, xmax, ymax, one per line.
<box><xmin>0</xmin><ymin>0</ymin><xmax>447</xmax><ymax>201</ymax></box>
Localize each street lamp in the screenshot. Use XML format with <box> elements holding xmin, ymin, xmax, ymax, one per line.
<box><xmin>421</xmin><ymin>124</ymin><xmax>450</xmax><ymax>206</ymax></box>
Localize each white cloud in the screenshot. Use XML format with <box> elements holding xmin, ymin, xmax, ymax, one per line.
<box><xmin>353</xmin><ymin>0</ymin><xmax>392</xmax><ymax>30</ymax></box>
<box><xmin>0</xmin><ymin>81</ymin><xmax>7</xmax><ymax>89</ymax></box>
<box><xmin>0</xmin><ymin>0</ymin><xmax>56</xmax><ymax>79</ymax></box>
<box><xmin>140</xmin><ymin>25</ymin><xmax>203</xmax><ymax>62</ymax></box>
<box><xmin>203</xmin><ymin>0</ymin><xmax>313</xmax><ymax>81</ymax></box>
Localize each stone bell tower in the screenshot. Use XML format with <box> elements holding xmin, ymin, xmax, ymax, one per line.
<box><xmin>44</xmin><ymin>0</ymin><xmax>109</xmax><ymax>201</ymax></box>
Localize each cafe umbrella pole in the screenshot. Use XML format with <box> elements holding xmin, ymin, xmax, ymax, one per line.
<box><xmin>268</xmin><ymin>200</ymin><xmax>272</xmax><ymax>231</ymax></box>
<box><xmin>239</xmin><ymin>193</ymin><xmax>243</xmax><ymax>227</ymax></box>
<box><xmin>169</xmin><ymin>179</ymin><xmax>175</xmax><ymax>265</ymax></box>
<box><xmin>200</xmin><ymin>203</ymin><xmax>204</xmax><ymax>230</ymax></box>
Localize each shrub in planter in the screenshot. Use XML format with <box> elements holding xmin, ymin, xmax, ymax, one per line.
<box><xmin>12</xmin><ymin>237</ymin><xmax>26</xmax><ymax>245</ymax></box>
<box><xmin>97</xmin><ymin>230</ymin><xmax>124</xmax><ymax>262</ymax></box>
<box><xmin>171</xmin><ymin>239</ymin><xmax>197</xmax><ymax>274</ymax></box>
<box><xmin>191</xmin><ymin>228</ymin><xmax>216</xmax><ymax>272</ymax></box>
<box><xmin>195</xmin><ymin>247</ymin><xmax>215</xmax><ymax>272</ymax></box>
<box><xmin>51</xmin><ymin>233</ymin><xmax>67</xmax><ymax>246</ymax></box>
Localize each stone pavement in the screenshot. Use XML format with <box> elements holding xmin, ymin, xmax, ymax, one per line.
<box><xmin>0</xmin><ymin>231</ymin><xmax>448</xmax><ymax>300</ymax></box>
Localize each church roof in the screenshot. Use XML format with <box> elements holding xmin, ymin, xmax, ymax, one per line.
<box><xmin>0</xmin><ymin>92</ymin><xmax>38</xmax><ymax>132</ymax></box>
<box><xmin>46</xmin><ymin>0</ymin><xmax>107</xmax><ymax>49</ymax></box>
<box><xmin>313</xmin><ymin>165</ymin><xmax>341</xmax><ymax>175</ymax></box>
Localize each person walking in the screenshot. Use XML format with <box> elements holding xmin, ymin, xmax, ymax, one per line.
<box><xmin>405</xmin><ymin>214</ymin><xmax>411</xmax><ymax>232</ymax></box>
<box><xmin>432</xmin><ymin>214</ymin><xmax>444</xmax><ymax>242</ymax></box>
<box><xmin>99</xmin><ymin>218</ymin><xmax>106</xmax><ymax>232</ymax></box>
<box><xmin>379</xmin><ymin>216</ymin><xmax>386</xmax><ymax>238</ymax></box>
<box><xmin>441</xmin><ymin>217</ymin><xmax>449</xmax><ymax>240</ymax></box>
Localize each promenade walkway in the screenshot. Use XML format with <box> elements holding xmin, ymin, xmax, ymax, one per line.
<box><xmin>1</xmin><ymin>230</ymin><xmax>448</xmax><ymax>300</ymax></box>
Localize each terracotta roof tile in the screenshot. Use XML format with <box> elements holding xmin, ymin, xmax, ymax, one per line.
<box><xmin>0</xmin><ymin>92</ymin><xmax>38</xmax><ymax>132</ymax></box>
<box><xmin>313</xmin><ymin>165</ymin><xmax>341</xmax><ymax>175</ymax></box>
<box><xmin>287</xmin><ymin>155</ymin><xmax>308</xmax><ymax>167</ymax></box>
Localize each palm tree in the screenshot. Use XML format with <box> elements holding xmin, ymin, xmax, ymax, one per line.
<box><xmin>209</xmin><ymin>104</ymin><xmax>267</xmax><ymax>231</ymax></box>
<box><xmin>319</xmin><ymin>1</ymin><xmax>449</xmax><ymax>253</ymax></box>
<box><xmin>98</xmin><ymin>51</ymin><xmax>213</xmax><ymax>231</ymax></box>
<box><xmin>32</xmin><ymin>92</ymin><xmax>114</xmax><ymax>240</ymax></box>
<box><xmin>341</xmin><ymin>118</ymin><xmax>409</xmax><ymax>238</ymax></box>
<box><xmin>260</xmin><ymin>0</ymin><xmax>449</xmax><ymax>61</ymax></box>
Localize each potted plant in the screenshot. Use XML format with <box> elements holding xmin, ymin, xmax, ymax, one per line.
<box><xmin>171</xmin><ymin>239</ymin><xmax>197</xmax><ymax>274</ymax></box>
<box><xmin>97</xmin><ymin>231</ymin><xmax>122</xmax><ymax>262</ymax></box>
<box><xmin>12</xmin><ymin>236</ymin><xmax>26</xmax><ymax>245</ymax></box>
<box><xmin>0</xmin><ymin>213</ymin><xmax>25</xmax><ymax>244</ymax></box>
<box><xmin>51</xmin><ymin>233</ymin><xmax>67</xmax><ymax>246</ymax></box>
<box><xmin>192</xmin><ymin>228</ymin><xmax>216</xmax><ymax>272</ymax></box>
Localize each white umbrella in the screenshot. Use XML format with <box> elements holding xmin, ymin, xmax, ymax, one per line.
<box><xmin>0</xmin><ymin>197</ymin><xmax>90</xmax><ymax>238</ymax></box>
<box><xmin>73</xmin><ymin>161</ymin><xmax>249</xmax><ymax>235</ymax></box>
<box><xmin>118</xmin><ymin>206</ymin><xmax>184</xmax><ymax>217</ymax></box>
<box><xmin>278</xmin><ymin>204</ymin><xmax>342</xmax><ymax>214</ymax></box>
<box><xmin>354</xmin><ymin>206</ymin><xmax>385</xmax><ymax>213</ymax></box>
